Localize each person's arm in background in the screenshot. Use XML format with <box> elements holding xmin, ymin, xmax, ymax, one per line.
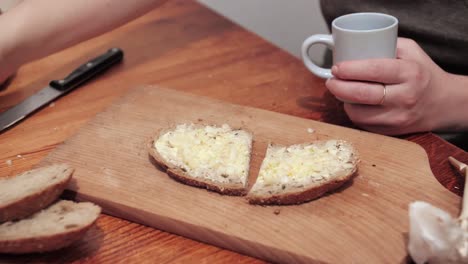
<box><xmin>0</xmin><ymin>0</ymin><xmax>169</xmax><ymax>83</ymax></box>
<box><xmin>325</xmin><ymin>37</ymin><xmax>468</xmax><ymax>135</ymax></box>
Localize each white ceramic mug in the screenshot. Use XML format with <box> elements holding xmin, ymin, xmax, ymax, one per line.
<box><xmin>302</xmin><ymin>12</ymin><xmax>398</xmax><ymax>79</ymax></box>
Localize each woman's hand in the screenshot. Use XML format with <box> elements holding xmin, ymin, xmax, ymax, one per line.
<box><xmin>0</xmin><ymin>52</ymin><xmax>16</xmax><ymax>86</ymax></box>
<box><xmin>0</xmin><ymin>8</ymin><xmax>14</xmax><ymax>87</ymax></box>
<box><xmin>325</xmin><ymin>37</ymin><xmax>468</xmax><ymax>135</ymax></box>
<box><xmin>0</xmin><ymin>0</ymin><xmax>169</xmax><ymax>89</ymax></box>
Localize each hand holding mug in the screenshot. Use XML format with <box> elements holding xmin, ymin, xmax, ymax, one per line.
<box><xmin>326</xmin><ymin>38</ymin><xmax>453</xmax><ymax>135</ymax></box>
<box><xmin>301</xmin><ymin>13</ymin><xmax>460</xmax><ymax>135</ymax></box>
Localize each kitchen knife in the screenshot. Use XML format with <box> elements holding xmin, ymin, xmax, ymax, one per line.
<box><xmin>0</xmin><ymin>48</ymin><xmax>124</xmax><ymax>133</ymax></box>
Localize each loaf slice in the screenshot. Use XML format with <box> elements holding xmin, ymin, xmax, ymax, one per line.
<box><xmin>247</xmin><ymin>140</ymin><xmax>359</xmax><ymax>205</ymax></box>
<box><xmin>148</xmin><ymin>123</ymin><xmax>253</xmax><ymax>195</ymax></box>
<box><xmin>0</xmin><ymin>200</ymin><xmax>101</xmax><ymax>254</ymax></box>
<box><xmin>0</xmin><ymin>164</ymin><xmax>74</xmax><ymax>222</ymax></box>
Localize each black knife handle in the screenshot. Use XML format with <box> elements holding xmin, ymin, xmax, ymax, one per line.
<box><xmin>49</xmin><ymin>48</ymin><xmax>124</xmax><ymax>91</ymax></box>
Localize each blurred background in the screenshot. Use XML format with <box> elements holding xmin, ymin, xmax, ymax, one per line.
<box><xmin>0</xmin><ymin>0</ymin><xmax>19</xmax><ymax>11</ymax></box>
<box><xmin>198</xmin><ymin>0</ymin><xmax>329</xmax><ymax>64</ymax></box>
<box><xmin>0</xmin><ymin>0</ymin><xmax>329</xmax><ymax>65</ymax></box>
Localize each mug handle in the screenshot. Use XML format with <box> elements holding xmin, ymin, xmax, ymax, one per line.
<box><xmin>301</xmin><ymin>34</ymin><xmax>334</xmax><ymax>79</ymax></box>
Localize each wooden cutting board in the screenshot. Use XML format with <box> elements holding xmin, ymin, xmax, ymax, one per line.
<box><xmin>40</xmin><ymin>86</ymin><xmax>460</xmax><ymax>263</ymax></box>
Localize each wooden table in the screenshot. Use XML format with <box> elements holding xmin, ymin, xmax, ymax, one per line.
<box><xmin>0</xmin><ymin>1</ymin><xmax>466</xmax><ymax>263</ymax></box>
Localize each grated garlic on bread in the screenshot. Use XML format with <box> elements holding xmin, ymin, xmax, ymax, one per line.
<box><xmin>0</xmin><ymin>164</ymin><xmax>73</xmax><ymax>222</ymax></box>
<box><xmin>0</xmin><ymin>200</ymin><xmax>101</xmax><ymax>254</ymax></box>
<box><xmin>247</xmin><ymin>140</ymin><xmax>359</xmax><ymax>205</ymax></box>
<box><xmin>148</xmin><ymin>124</ymin><xmax>253</xmax><ymax>195</ymax></box>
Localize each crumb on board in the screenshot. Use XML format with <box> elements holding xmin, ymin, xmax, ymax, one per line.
<box><xmin>368</xmin><ymin>180</ymin><xmax>381</xmax><ymax>188</ymax></box>
<box><xmin>307</xmin><ymin>128</ymin><xmax>315</xmax><ymax>134</ymax></box>
<box><xmin>273</xmin><ymin>209</ymin><xmax>281</xmax><ymax>215</ymax></box>
<box><xmin>5</xmin><ymin>160</ymin><xmax>12</xmax><ymax>166</ymax></box>
<box><xmin>372</xmin><ymin>164</ymin><xmax>376</xmax><ymax>167</ymax></box>
<box><xmin>49</xmin><ymin>102</ymin><xmax>55</xmax><ymax>107</ymax></box>
<box><xmin>361</xmin><ymin>193</ymin><xmax>370</xmax><ymax>197</ymax></box>
<box><xmin>16</xmin><ymin>154</ymin><xmax>22</xmax><ymax>158</ymax></box>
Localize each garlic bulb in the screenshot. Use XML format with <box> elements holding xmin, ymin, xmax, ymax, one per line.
<box><xmin>408</xmin><ymin>201</ymin><xmax>468</xmax><ymax>264</ymax></box>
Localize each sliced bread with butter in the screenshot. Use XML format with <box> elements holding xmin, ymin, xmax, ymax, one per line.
<box><xmin>0</xmin><ymin>200</ymin><xmax>101</xmax><ymax>254</ymax></box>
<box><xmin>247</xmin><ymin>140</ymin><xmax>359</xmax><ymax>205</ymax></box>
<box><xmin>148</xmin><ymin>124</ymin><xmax>253</xmax><ymax>195</ymax></box>
<box><xmin>0</xmin><ymin>164</ymin><xmax>73</xmax><ymax>223</ymax></box>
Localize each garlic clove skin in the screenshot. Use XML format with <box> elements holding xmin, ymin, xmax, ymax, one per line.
<box><xmin>408</xmin><ymin>201</ymin><xmax>467</xmax><ymax>264</ymax></box>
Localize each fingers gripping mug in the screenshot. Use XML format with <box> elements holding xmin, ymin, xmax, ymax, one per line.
<box><xmin>301</xmin><ymin>12</ymin><xmax>398</xmax><ymax>79</ymax></box>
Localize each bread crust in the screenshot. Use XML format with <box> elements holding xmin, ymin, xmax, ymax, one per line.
<box><xmin>147</xmin><ymin>126</ymin><xmax>249</xmax><ymax>196</ymax></box>
<box><xmin>0</xmin><ymin>165</ymin><xmax>74</xmax><ymax>222</ymax></box>
<box><xmin>0</xmin><ymin>201</ymin><xmax>101</xmax><ymax>254</ymax></box>
<box><xmin>247</xmin><ymin>172</ymin><xmax>356</xmax><ymax>205</ymax></box>
<box><xmin>0</xmin><ymin>221</ymin><xmax>95</xmax><ymax>254</ymax></box>
<box><xmin>247</xmin><ymin>140</ymin><xmax>359</xmax><ymax>205</ymax></box>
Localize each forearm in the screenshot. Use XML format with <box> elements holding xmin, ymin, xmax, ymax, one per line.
<box><xmin>0</xmin><ymin>0</ymin><xmax>167</xmax><ymax>72</ymax></box>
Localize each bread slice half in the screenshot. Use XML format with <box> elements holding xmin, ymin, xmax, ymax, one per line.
<box><xmin>0</xmin><ymin>164</ymin><xmax>74</xmax><ymax>222</ymax></box>
<box><xmin>247</xmin><ymin>140</ymin><xmax>359</xmax><ymax>205</ymax></box>
<box><xmin>0</xmin><ymin>200</ymin><xmax>101</xmax><ymax>254</ymax></box>
<box><xmin>148</xmin><ymin>123</ymin><xmax>253</xmax><ymax>195</ymax></box>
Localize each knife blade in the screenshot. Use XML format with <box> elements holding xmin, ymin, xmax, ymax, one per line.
<box><xmin>0</xmin><ymin>48</ymin><xmax>124</xmax><ymax>133</ymax></box>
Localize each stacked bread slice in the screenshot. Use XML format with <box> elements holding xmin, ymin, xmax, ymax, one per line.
<box><xmin>148</xmin><ymin>123</ymin><xmax>359</xmax><ymax>205</ymax></box>
<box><xmin>0</xmin><ymin>164</ymin><xmax>101</xmax><ymax>254</ymax></box>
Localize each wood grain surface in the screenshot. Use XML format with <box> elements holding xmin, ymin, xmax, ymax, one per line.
<box><xmin>39</xmin><ymin>86</ymin><xmax>460</xmax><ymax>263</ymax></box>
<box><xmin>0</xmin><ymin>0</ymin><xmax>466</xmax><ymax>263</ymax></box>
